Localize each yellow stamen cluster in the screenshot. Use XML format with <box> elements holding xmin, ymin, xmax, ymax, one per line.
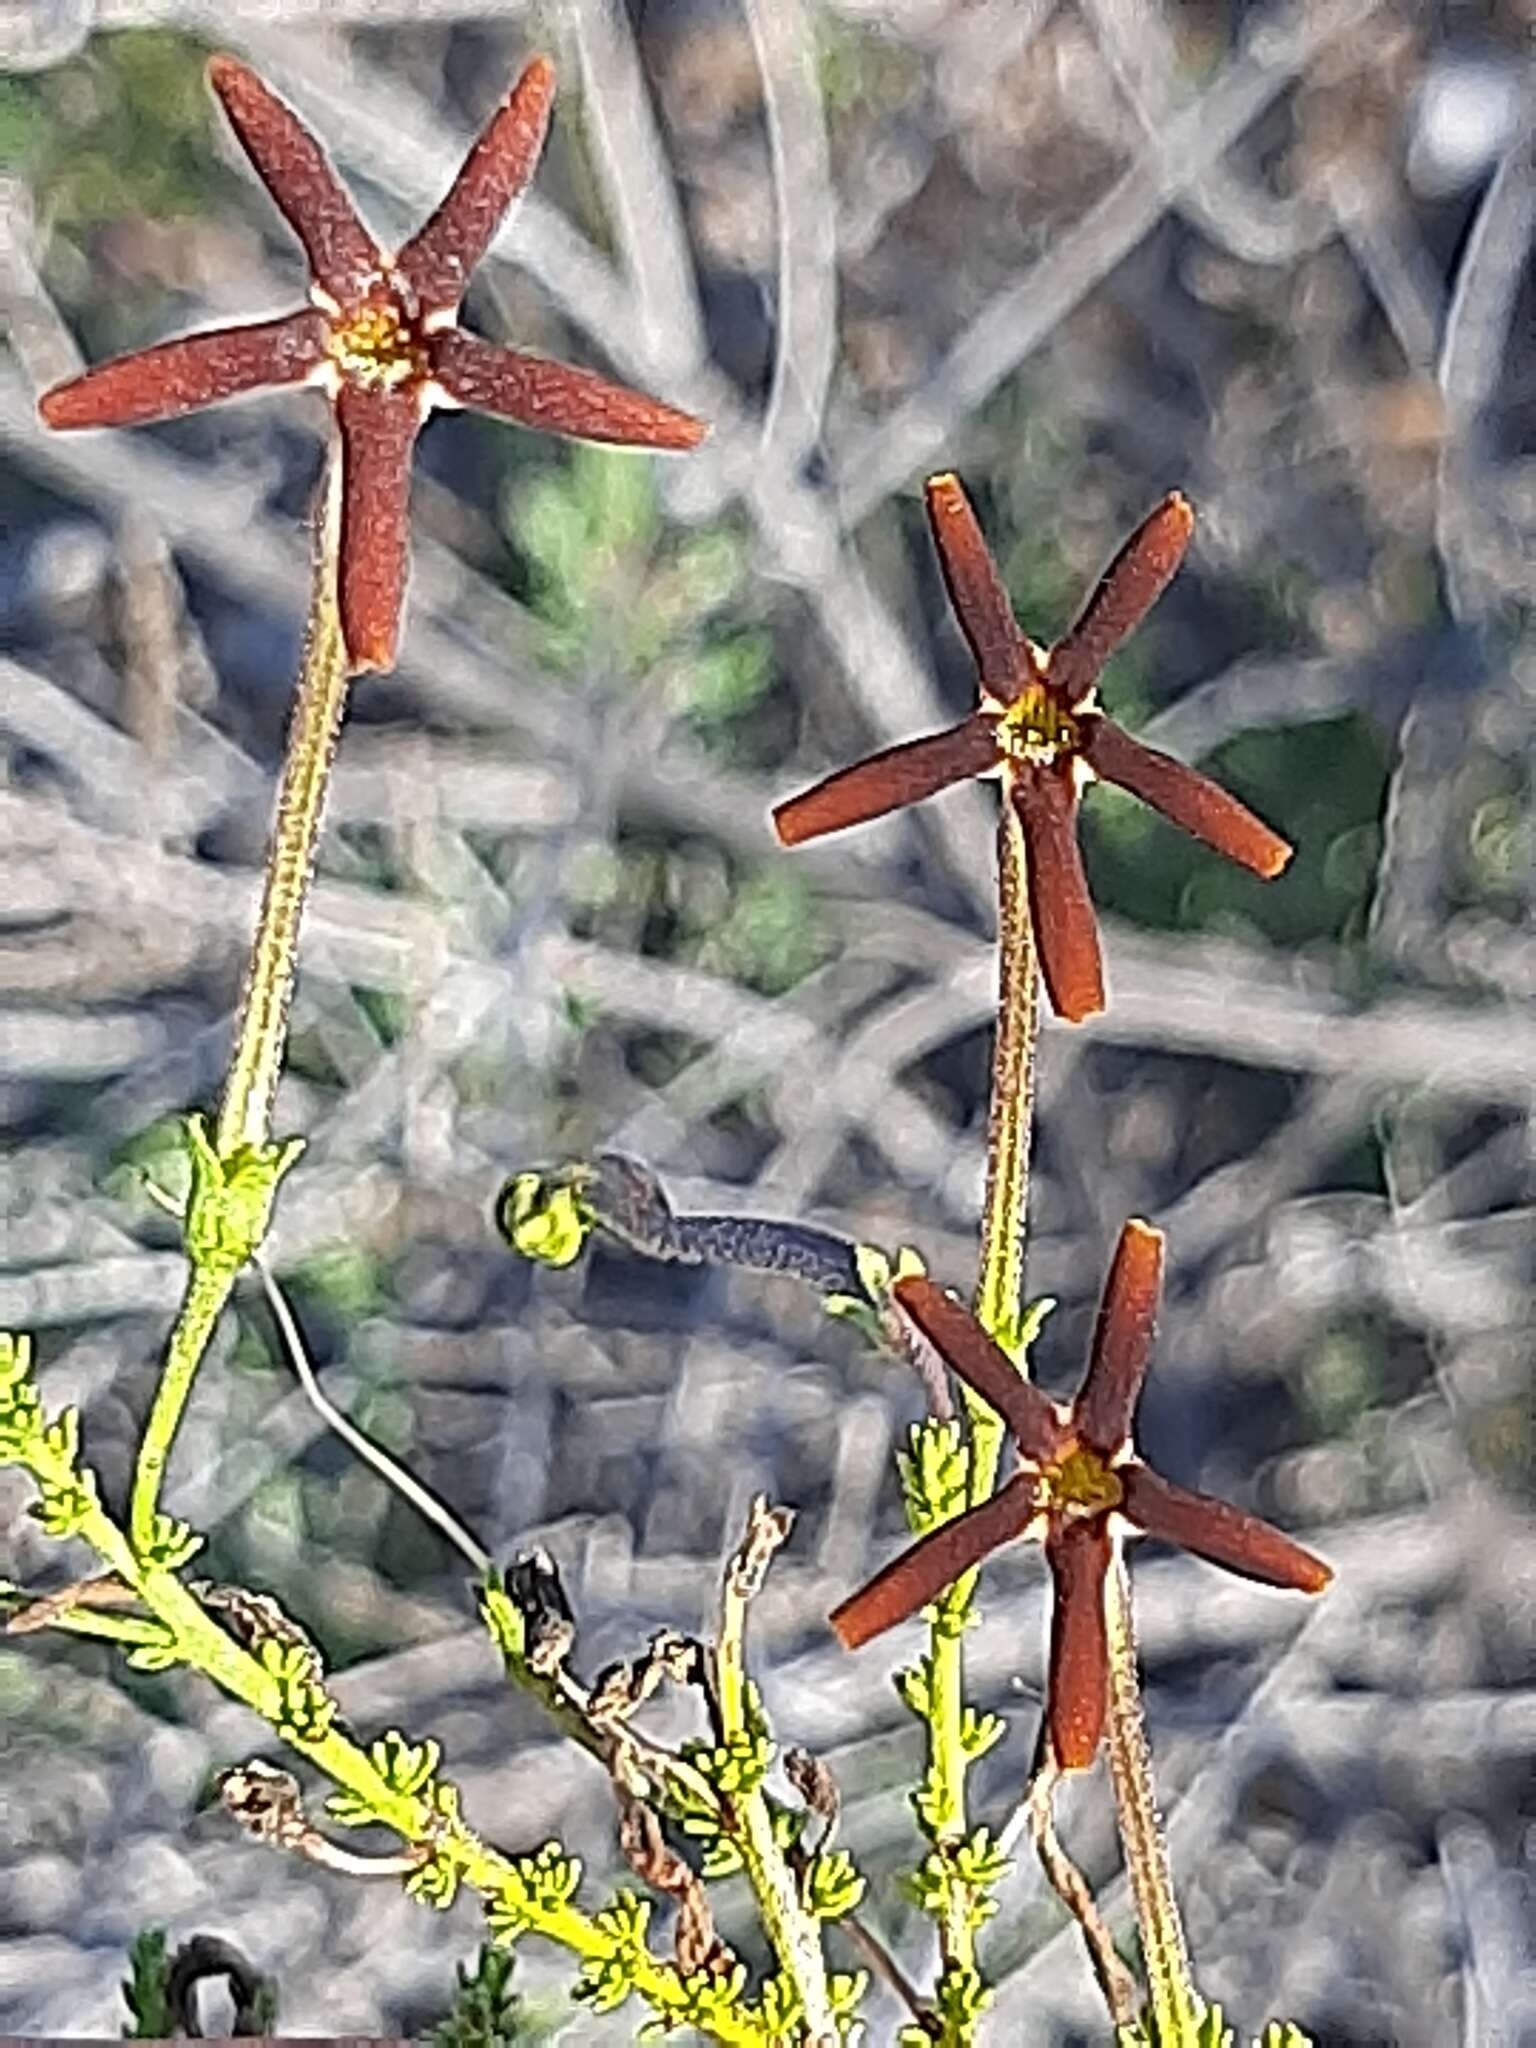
<box><xmin>995</xmin><ymin>680</ymin><xmax>1080</xmax><ymax>767</ymax></box>
<box><xmin>1042</xmin><ymin>1442</ymin><xmax>1123</xmax><ymax>1520</ymax></box>
<box><xmin>328</xmin><ymin>300</ymin><xmax>426</xmax><ymax>390</ymax></box>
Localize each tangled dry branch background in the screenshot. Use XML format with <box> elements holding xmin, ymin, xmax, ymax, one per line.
<box><xmin>0</xmin><ymin>0</ymin><xmax>1532</xmax><ymax>2039</ymax></box>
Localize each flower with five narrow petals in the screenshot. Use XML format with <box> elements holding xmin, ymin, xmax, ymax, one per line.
<box><xmin>38</xmin><ymin>54</ymin><xmax>706</xmax><ymax>672</ymax></box>
<box><xmin>774</xmin><ymin>476</ymin><xmax>1291</xmax><ymax>1022</ymax></box>
<box><xmin>830</xmin><ymin>1222</ymin><xmax>1331</xmax><ymax>1772</ymax></box>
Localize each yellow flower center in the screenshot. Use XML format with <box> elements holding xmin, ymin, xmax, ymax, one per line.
<box><xmin>328</xmin><ymin>299</ymin><xmax>427</xmax><ymax>390</ymax></box>
<box><xmin>1042</xmin><ymin>1442</ymin><xmax>1122</xmax><ymax>1520</ymax></box>
<box><xmin>994</xmin><ymin>681</ymin><xmax>1079</xmax><ymax>767</ymax></box>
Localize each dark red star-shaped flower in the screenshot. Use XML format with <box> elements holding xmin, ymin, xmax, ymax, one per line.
<box><xmin>38</xmin><ymin>55</ymin><xmax>706</xmax><ymax>672</ymax></box>
<box><xmin>774</xmin><ymin>476</ymin><xmax>1291</xmax><ymax>1023</ymax></box>
<box><xmin>831</xmin><ymin>1224</ymin><xmax>1331</xmax><ymax>1771</ymax></box>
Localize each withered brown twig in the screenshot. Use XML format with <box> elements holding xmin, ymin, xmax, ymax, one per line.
<box><xmin>218</xmin><ymin>1760</ymin><xmax>426</xmax><ymax>1878</ymax></box>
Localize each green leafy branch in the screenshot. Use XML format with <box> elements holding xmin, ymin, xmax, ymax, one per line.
<box><xmin>0</xmin><ymin>1334</ymin><xmax>789</xmax><ymax>2046</ymax></box>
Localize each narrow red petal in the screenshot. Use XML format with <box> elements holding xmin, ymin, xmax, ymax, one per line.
<box><xmin>773</xmin><ymin>718</ymin><xmax>998</xmax><ymax>848</ymax></box>
<box><xmin>923</xmin><ymin>472</ymin><xmax>1034</xmax><ymax>701</ymax></box>
<box><xmin>334</xmin><ymin>381</ymin><xmax>425</xmax><ymax>672</ymax></box>
<box><xmin>39</xmin><ymin>311</ymin><xmax>327</xmax><ymax>430</ymax></box>
<box><xmin>1046</xmin><ymin>1520</ymin><xmax>1113</xmax><ymax>1771</ymax></box>
<box><xmin>1119</xmin><ymin>1465</ymin><xmax>1333</xmax><ymax>1594</ymax></box>
<box><xmin>1049</xmin><ymin>492</ymin><xmax>1195</xmax><ymax>705</ymax></box>
<box><xmin>396</xmin><ymin>57</ymin><xmax>557</xmax><ymax>312</ymax></box>
<box><xmin>1081</xmin><ymin>717</ymin><xmax>1293</xmax><ymax>879</ymax></box>
<box><xmin>207</xmin><ymin>56</ymin><xmax>381</xmax><ymax>306</ymax></box>
<box><xmin>430</xmin><ymin>330</ymin><xmax>705</xmax><ymax>450</ymax></box>
<box><xmin>892</xmin><ymin>1276</ymin><xmax>1062</xmax><ymax>1462</ymax></box>
<box><xmin>1013</xmin><ymin>768</ymin><xmax>1105</xmax><ymax>1023</ymax></box>
<box><xmin>1074</xmin><ymin>1219</ymin><xmax>1164</xmax><ymax>1457</ymax></box>
<box><xmin>830</xmin><ymin>1473</ymin><xmax>1038</xmax><ymax>1649</ymax></box>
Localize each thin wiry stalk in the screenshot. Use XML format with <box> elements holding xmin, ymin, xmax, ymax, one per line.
<box><xmin>1104</xmin><ymin>1548</ymin><xmax>1200</xmax><ymax>2041</ymax></box>
<box><xmin>1022</xmin><ymin>1761</ymin><xmax>1138</xmax><ymax>2027</ymax></box>
<box><xmin>217</xmin><ymin>457</ymin><xmax>352</xmax><ymax>1157</ymax></box>
<box><xmin>255</xmin><ymin>1257</ymin><xmax>491</xmax><ymax>1575</ymax></box>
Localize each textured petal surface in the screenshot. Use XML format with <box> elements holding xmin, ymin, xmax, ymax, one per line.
<box><xmin>1082</xmin><ymin>717</ymin><xmax>1293</xmax><ymax>879</ymax></box>
<box><xmin>431</xmin><ymin>331</ymin><xmax>705</xmax><ymax>449</ymax></box>
<box><xmin>334</xmin><ymin>381</ymin><xmax>425</xmax><ymax>672</ymax></box>
<box><xmin>207</xmin><ymin>56</ymin><xmax>381</xmax><ymax>305</ymax></box>
<box><xmin>1046</xmin><ymin>1519</ymin><xmax>1113</xmax><ymax>1771</ymax></box>
<box><xmin>773</xmin><ymin>718</ymin><xmax>998</xmax><ymax>847</ymax></box>
<box><xmin>1013</xmin><ymin>767</ymin><xmax>1106</xmax><ymax>1023</ymax></box>
<box><xmin>1074</xmin><ymin>1219</ymin><xmax>1164</xmax><ymax>1456</ymax></box>
<box><xmin>1120</xmin><ymin>1465</ymin><xmax>1333</xmax><ymax>1593</ymax></box>
<box><xmin>39</xmin><ymin>311</ymin><xmax>328</xmax><ymax>429</ymax></box>
<box><xmin>830</xmin><ymin>1473</ymin><xmax>1038</xmax><ymax>1648</ymax></box>
<box><xmin>1049</xmin><ymin>492</ymin><xmax>1194</xmax><ymax>705</ymax></box>
<box><xmin>396</xmin><ymin>56</ymin><xmax>557</xmax><ymax>311</ymax></box>
<box><xmin>924</xmin><ymin>471</ymin><xmax>1033</xmax><ymax>699</ymax></box>
<box><xmin>892</xmin><ymin>1276</ymin><xmax>1062</xmax><ymax>1461</ymax></box>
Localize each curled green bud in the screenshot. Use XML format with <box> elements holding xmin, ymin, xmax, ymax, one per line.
<box><xmin>497</xmin><ymin>1173</ymin><xmax>594</xmax><ymax>1269</ymax></box>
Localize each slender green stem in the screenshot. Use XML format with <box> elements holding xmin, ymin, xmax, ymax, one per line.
<box><xmin>130</xmin><ymin>1262</ymin><xmax>236</xmax><ymax>1552</ymax></box>
<box><xmin>714</xmin><ymin>1501</ymin><xmax>835</xmax><ymax>2042</ymax></box>
<box><xmin>129</xmin><ymin>461</ymin><xmax>350</xmax><ymax>1556</ymax></box>
<box><xmin>1104</xmin><ymin>1550</ymin><xmax>1199</xmax><ymax>2044</ymax></box>
<box><xmin>923</xmin><ymin>806</ymin><xmax>1041</xmax><ymax>1983</ymax></box>
<box><xmin>216</xmin><ymin>459</ymin><xmax>351</xmax><ymax>1157</ymax></box>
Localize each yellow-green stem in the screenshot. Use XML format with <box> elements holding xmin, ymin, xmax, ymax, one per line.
<box><xmin>1104</xmin><ymin>1549</ymin><xmax>1200</xmax><ymax>2044</ymax></box>
<box><xmin>130</xmin><ymin>1261</ymin><xmax>237</xmax><ymax>1552</ymax></box>
<box><xmin>129</xmin><ymin>459</ymin><xmax>351</xmax><ymax>1554</ymax></box>
<box><xmin>925</xmin><ymin>806</ymin><xmax>1040</xmax><ymax>1980</ymax></box>
<box><xmin>715</xmin><ymin>1507</ymin><xmax>835</xmax><ymax>2041</ymax></box>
